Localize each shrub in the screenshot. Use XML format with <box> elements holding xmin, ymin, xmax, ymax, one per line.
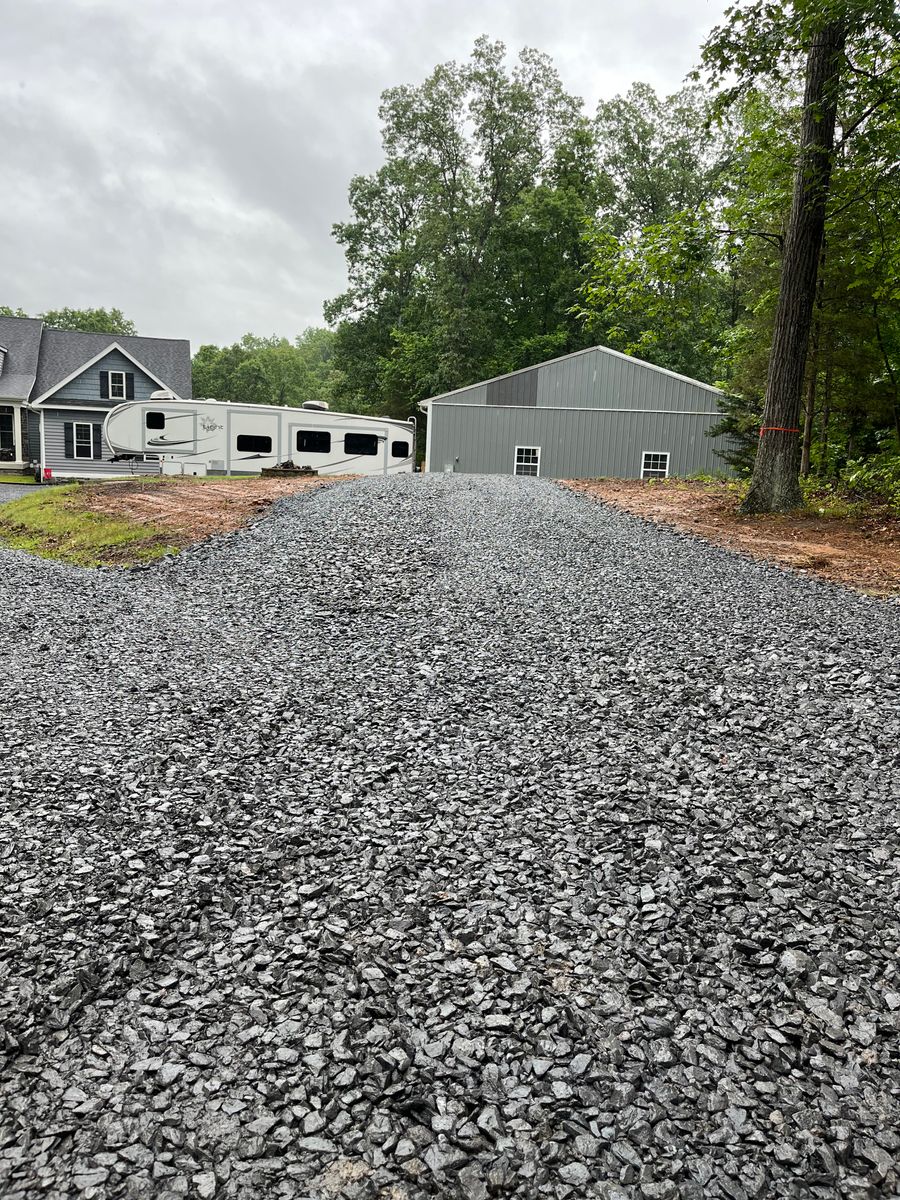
<box><xmin>841</xmin><ymin>454</ymin><xmax>900</xmax><ymax>513</ymax></box>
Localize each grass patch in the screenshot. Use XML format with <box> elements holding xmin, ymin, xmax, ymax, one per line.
<box><xmin>647</xmin><ymin>474</ymin><xmax>893</xmax><ymax>520</ymax></box>
<box><xmin>0</xmin><ymin>484</ymin><xmax>179</xmax><ymax>567</ymax></box>
<box><xmin>0</xmin><ymin>473</ymin><xmax>37</xmax><ymax>485</ymax></box>
<box><xmin>644</xmin><ymin>474</ymin><xmax>749</xmax><ymax>499</ymax></box>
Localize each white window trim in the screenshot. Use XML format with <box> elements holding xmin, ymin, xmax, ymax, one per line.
<box><xmin>109</xmin><ymin>370</ymin><xmax>126</xmax><ymax>400</ymax></box>
<box><xmin>74</xmin><ymin>422</ymin><xmax>94</xmax><ymax>459</ymax></box>
<box><xmin>514</xmin><ymin>445</ymin><xmax>541</xmax><ymax>477</ymax></box>
<box><xmin>641</xmin><ymin>450</ymin><xmax>670</xmax><ymax>479</ymax></box>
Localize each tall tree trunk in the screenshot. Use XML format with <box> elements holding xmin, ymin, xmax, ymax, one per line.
<box><xmin>741</xmin><ymin>21</ymin><xmax>846</xmax><ymax>514</ymax></box>
<box><xmin>801</xmin><ymin>247</ymin><xmax>826</xmax><ymax>477</ymax></box>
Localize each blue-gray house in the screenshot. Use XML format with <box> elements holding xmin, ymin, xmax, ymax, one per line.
<box><xmin>0</xmin><ymin>315</ymin><xmax>191</xmax><ymax>479</ymax></box>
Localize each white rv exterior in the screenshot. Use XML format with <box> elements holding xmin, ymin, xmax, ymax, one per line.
<box><xmin>103</xmin><ymin>398</ymin><xmax>417</xmax><ymax>477</ymax></box>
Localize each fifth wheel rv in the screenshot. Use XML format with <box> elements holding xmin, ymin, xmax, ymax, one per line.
<box><xmin>103</xmin><ymin>395</ymin><xmax>416</xmax><ymax>477</ymax></box>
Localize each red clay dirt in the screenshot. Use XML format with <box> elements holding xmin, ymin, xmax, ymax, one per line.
<box><xmin>81</xmin><ymin>475</ymin><xmax>344</xmax><ymax>545</ymax></box>
<box><xmin>566</xmin><ymin>478</ymin><xmax>900</xmax><ymax>598</ymax></box>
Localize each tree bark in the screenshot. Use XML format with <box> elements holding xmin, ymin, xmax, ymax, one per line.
<box><xmin>801</xmin><ymin>247</ymin><xmax>826</xmax><ymax>477</ymax></box>
<box><xmin>741</xmin><ymin>21</ymin><xmax>847</xmax><ymax>514</ymax></box>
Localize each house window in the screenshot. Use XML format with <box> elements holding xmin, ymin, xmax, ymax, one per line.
<box><xmin>391</xmin><ymin>440</ymin><xmax>411</xmax><ymax>458</ymax></box>
<box><xmin>146</xmin><ymin>412</ymin><xmax>166</xmax><ymax>429</ymax></box>
<box><xmin>109</xmin><ymin>371</ymin><xmax>126</xmax><ymax>400</ymax></box>
<box><xmin>297</xmin><ymin>429</ymin><xmax>331</xmax><ymax>453</ymax></box>
<box><xmin>236</xmin><ymin>434</ymin><xmax>273</xmax><ymax>453</ymax></box>
<box><xmin>345</xmin><ymin>433</ymin><xmax>378</xmax><ymax>456</ymax></box>
<box><xmin>74</xmin><ymin>423</ymin><xmax>94</xmax><ymax>459</ymax></box>
<box><xmin>641</xmin><ymin>451</ymin><xmax>669</xmax><ymax>479</ymax></box>
<box><xmin>514</xmin><ymin>446</ymin><xmax>540</xmax><ymax>476</ymax></box>
<box><xmin>0</xmin><ymin>407</ymin><xmax>14</xmax><ymax>459</ymax></box>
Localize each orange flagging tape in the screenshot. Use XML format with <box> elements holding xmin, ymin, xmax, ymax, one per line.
<box><xmin>759</xmin><ymin>426</ymin><xmax>801</xmax><ymax>437</ymax></box>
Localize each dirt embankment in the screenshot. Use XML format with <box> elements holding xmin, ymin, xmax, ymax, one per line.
<box><xmin>567</xmin><ymin>478</ymin><xmax>900</xmax><ymax>598</ymax></box>
<box><xmin>0</xmin><ymin>475</ymin><xmax>348</xmax><ymax>567</ymax></box>
<box><xmin>80</xmin><ymin>475</ymin><xmax>338</xmax><ymax>545</ymax></box>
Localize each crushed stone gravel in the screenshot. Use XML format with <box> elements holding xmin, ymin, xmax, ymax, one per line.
<box><xmin>1</xmin><ymin>473</ymin><xmax>898</xmax><ymax>1200</ymax></box>
<box><xmin>0</xmin><ymin>484</ymin><xmax>39</xmax><ymax>504</ymax></box>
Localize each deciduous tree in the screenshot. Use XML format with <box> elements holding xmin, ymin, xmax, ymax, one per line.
<box><xmin>702</xmin><ymin>0</ymin><xmax>900</xmax><ymax>512</ymax></box>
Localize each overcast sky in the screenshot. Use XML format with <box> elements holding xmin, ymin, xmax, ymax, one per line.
<box><xmin>2</xmin><ymin>0</ymin><xmax>726</xmax><ymax>349</ymax></box>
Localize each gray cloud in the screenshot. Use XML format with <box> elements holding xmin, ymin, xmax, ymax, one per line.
<box><xmin>0</xmin><ymin>0</ymin><xmax>726</xmax><ymax>350</ymax></box>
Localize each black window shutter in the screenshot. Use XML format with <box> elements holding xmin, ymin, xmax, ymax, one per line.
<box><xmin>92</xmin><ymin>424</ymin><xmax>102</xmax><ymax>459</ymax></box>
<box><xmin>100</xmin><ymin>371</ymin><xmax>109</xmax><ymax>399</ymax></box>
<box><xmin>125</xmin><ymin>373</ymin><xmax>134</xmax><ymax>400</ymax></box>
<box><xmin>64</xmin><ymin>423</ymin><xmax>74</xmax><ymax>458</ymax></box>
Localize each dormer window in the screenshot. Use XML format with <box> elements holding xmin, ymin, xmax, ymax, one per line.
<box><xmin>100</xmin><ymin>369</ymin><xmax>133</xmax><ymax>400</ymax></box>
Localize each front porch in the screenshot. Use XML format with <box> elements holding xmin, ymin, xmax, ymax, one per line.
<box><xmin>0</xmin><ymin>403</ymin><xmax>29</xmax><ymax>473</ymax></box>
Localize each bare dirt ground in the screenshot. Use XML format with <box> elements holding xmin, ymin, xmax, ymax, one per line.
<box><xmin>567</xmin><ymin>478</ymin><xmax>900</xmax><ymax>597</ymax></box>
<box><xmin>81</xmin><ymin>475</ymin><xmax>343</xmax><ymax>546</ymax></box>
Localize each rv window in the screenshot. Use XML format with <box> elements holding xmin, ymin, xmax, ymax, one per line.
<box><xmin>391</xmin><ymin>440</ymin><xmax>410</xmax><ymax>458</ymax></box>
<box><xmin>345</xmin><ymin>433</ymin><xmax>379</xmax><ymax>456</ymax></box>
<box><xmin>146</xmin><ymin>411</ymin><xmax>166</xmax><ymax>429</ymax></box>
<box><xmin>297</xmin><ymin>429</ymin><xmax>331</xmax><ymax>454</ymax></box>
<box><xmin>236</xmin><ymin>434</ymin><xmax>273</xmax><ymax>453</ymax></box>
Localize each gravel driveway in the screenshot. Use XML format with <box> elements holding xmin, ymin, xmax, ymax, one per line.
<box><xmin>0</xmin><ymin>483</ymin><xmax>38</xmax><ymax>503</ymax></box>
<box><xmin>2</xmin><ymin>475</ymin><xmax>898</xmax><ymax>1200</ymax></box>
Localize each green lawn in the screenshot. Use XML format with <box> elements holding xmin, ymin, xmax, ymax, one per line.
<box><xmin>0</xmin><ymin>484</ymin><xmax>178</xmax><ymax>567</ymax></box>
<box><xmin>0</xmin><ymin>472</ymin><xmax>38</xmax><ymax>485</ymax></box>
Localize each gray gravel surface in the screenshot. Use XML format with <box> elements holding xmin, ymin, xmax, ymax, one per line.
<box><xmin>1</xmin><ymin>474</ymin><xmax>899</xmax><ymax>1200</ymax></box>
<box><xmin>0</xmin><ymin>484</ymin><xmax>38</xmax><ymax>503</ymax></box>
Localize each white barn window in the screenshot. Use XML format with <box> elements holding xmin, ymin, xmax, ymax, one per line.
<box><xmin>514</xmin><ymin>446</ymin><xmax>540</xmax><ymax>476</ymax></box>
<box><xmin>641</xmin><ymin>451</ymin><xmax>669</xmax><ymax>479</ymax></box>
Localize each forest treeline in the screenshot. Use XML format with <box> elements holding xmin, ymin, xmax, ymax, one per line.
<box><xmin>204</xmin><ymin>14</ymin><xmax>898</xmax><ymax>495</ymax></box>
<box><xmin>319</xmin><ymin>23</ymin><xmax>898</xmax><ymax>491</ymax></box>
<box><xmin>8</xmin><ymin>4</ymin><xmax>899</xmax><ymax>503</ymax></box>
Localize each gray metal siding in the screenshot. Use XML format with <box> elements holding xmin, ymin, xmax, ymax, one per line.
<box><xmin>42</xmin><ymin>350</ymin><xmax>163</xmax><ymax>410</ymax></box>
<box><xmin>487</xmin><ymin>368</ymin><xmax>538</xmax><ymax>407</ymax></box>
<box><xmin>428</xmin><ymin>405</ymin><xmax>732</xmax><ymax>478</ymax></box>
<box><xmin>440</xmin><ymin>383</ymin><xmax>488</xmax><ymax>406</ymax></box>
<box><xmin>433</xmin><ymin>346</ymin><xmax>722</xmax><ymax>415</ymax></box>
<box><xmin>43</xmin><ymin>409</ymin><xmax>160</xmax><ymax>478</ymax></box>
<box><xmin>535</xmin><ymin>348</ymin><xmax>720</xmax><ymax>414</ymax></box>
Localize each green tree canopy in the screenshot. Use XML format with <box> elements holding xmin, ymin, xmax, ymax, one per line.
<box><xmin>191</xmin><ymin>328</ymin><xmax>340</xmax><ymax>407</ymax></box>
<box><xmin>0</xmin><ymin>305</ymin><xmax>137</xmax><ymax>335</ymax></box>
<box><xmin>39</xmin><ymin>307</ymin><xmax>137</xmax><ymax>335</ymax></box>
<box><xmin>326</xmin><ymin>37</ymin><xmax>604</xmax><ymax>419</ymax></box>
<box><xmin>701</xmin><ymin>0</ymin><xmax>900</xmax><ymax>509</ymax></box>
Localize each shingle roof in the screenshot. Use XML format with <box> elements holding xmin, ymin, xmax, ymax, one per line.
<box><xmin>33</xmin><ymin>329</ymin><xmax>192</xmax><ymax>400</ymax></box>
<box><xmin>0</xmin><ymin>315</ymin><xmax>44</xmax><ymax>400</ymax></box>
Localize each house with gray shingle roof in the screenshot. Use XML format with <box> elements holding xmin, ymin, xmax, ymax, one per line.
<box><xmin>0</xmin><ymin>317</ymin><xmax>43</xmax><ymax>467</ymax></box>
<box><xmin>0</xmin><ymin>315</ymin><xmax>191</xmax><ymax>479</ymax></box>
